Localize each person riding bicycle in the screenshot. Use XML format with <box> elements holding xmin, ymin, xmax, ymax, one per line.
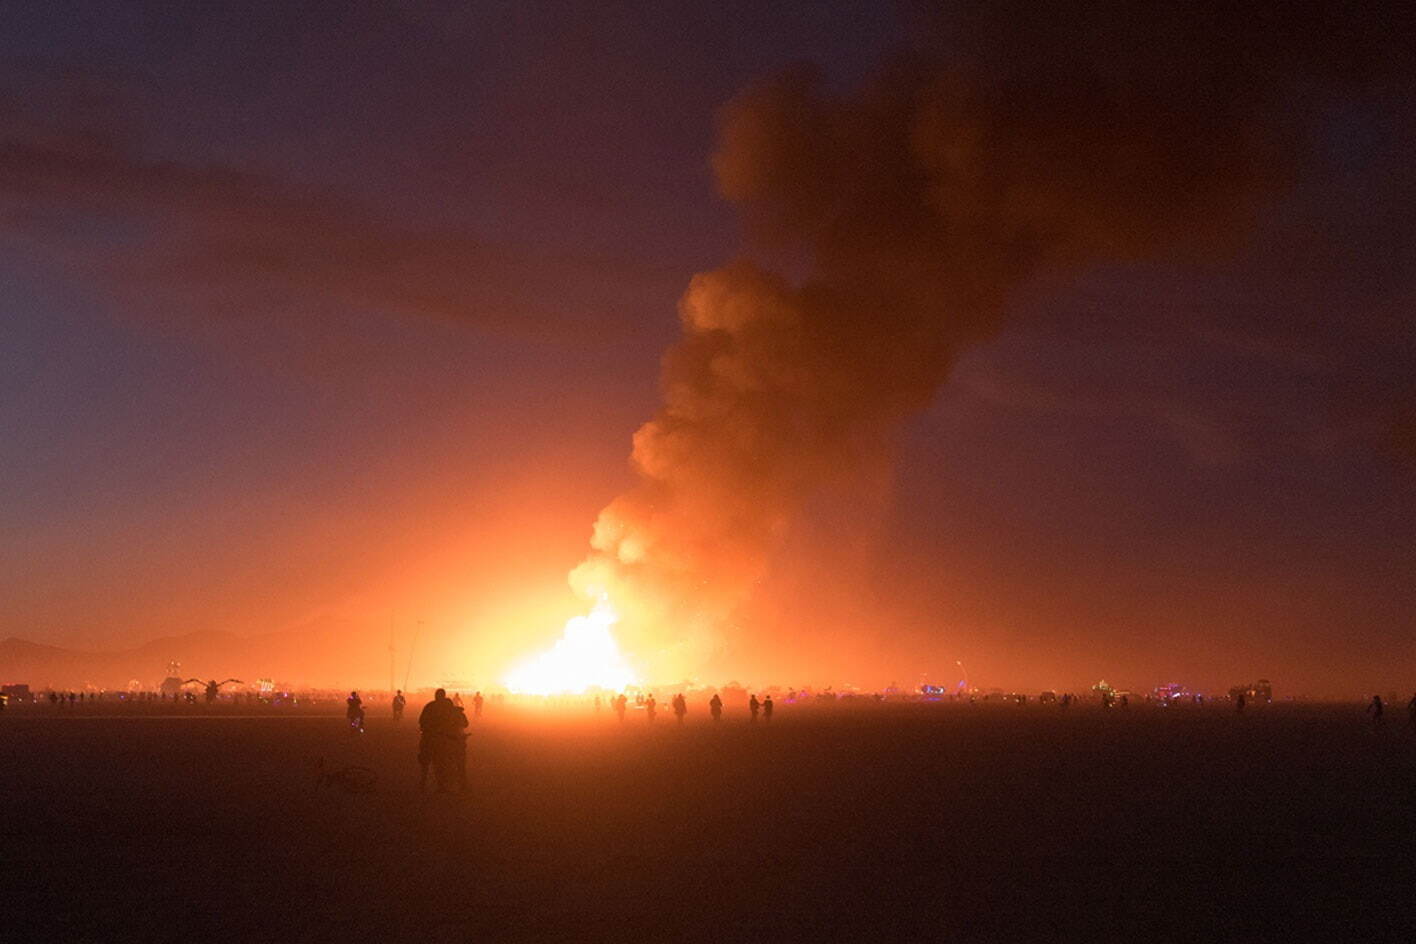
<box><xmin>346</xmin><ymin>691</ymin><xmax>366</xmax><ymax>733</ymax></box>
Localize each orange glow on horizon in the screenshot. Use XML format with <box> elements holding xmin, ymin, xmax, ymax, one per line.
<box><xmin>502</xmin><ymin>597</ymin><xmax>639</xmax><ymax>695</ymax></box>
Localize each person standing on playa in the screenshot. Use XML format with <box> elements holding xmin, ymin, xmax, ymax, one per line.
<box><xmin>473</xmin><ymin>691</ymin><xmax>484</xmax><ymax>719</ymax></box>
<box><xmin>672</xmin><ymin>693</ymin><xmax>687</xmax><ymax>724</ymax></box>
<box><xmin>449</xmin><ymin>695</ymin><xmax>470</xmax><ymax>792</ymax></box>
<box><xmin>749</xmin><ymin>695</ymin><xmax>760</xmax><ymax>723</ymax></box>
<box><xmin>709</xmin><ymin>693</ymin><xmax>723</xmax><ymax>722</ymax></box>
<box><xmin>645</xmin><ymin>694</ymin><xmax>657</xmax><ymax>723</ymax></box>
<box><xmin>392</xmin><ymin>690</ymin><xmax>406</xmax><ymax>721</ymax></box>
<box><xmin>762</xmin><ymin>695</ymin><xmax>774</xmax><ymax>724</ymax></box>
<box><xmin>1367</xmin><ymin>694</ymin><xmax>1384</xmax><ymax>728</ymax></box>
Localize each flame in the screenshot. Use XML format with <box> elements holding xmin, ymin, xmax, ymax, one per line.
<box><xmin>503</xmin><ymin>597</ymin><xmax>638</xmax><ymax>695</ymax></box>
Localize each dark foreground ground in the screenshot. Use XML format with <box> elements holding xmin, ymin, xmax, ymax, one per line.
<box><xmin>4</xmin><ymin>703</ymin><xmax>1415</xmax><ymax>941</ymax></box>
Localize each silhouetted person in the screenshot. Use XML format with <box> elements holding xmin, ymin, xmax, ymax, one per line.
<box><xmin>671</xmin><ymin>693</ymin><xmax>686</xmax><ymax>724</ymax></box>
<box><xmin>1408</xmin><ymin>693</ymin><xmax>1416</xmax><ymax>730</ymax></box>
<box><xmin>392</xmin><ymin>690</ymin><xmax>406</xmax><ymax>721</ymax></box>
<box><xmin>613</xmin><ymin>694</ymin><xmax>627</xmax><ymax>722</ymax></box>
<box><xmin>749</xmin><ymin>695</ymin><xmax>760</xmax><ymax>723</ymax></box>
<box><xmin>1236</xmin><ymin>692</ymin><xmax>1246</xmax><ymax>713</ymax></box>
<box><xmin>763</xmin><ymin>695</ymin><xmax>774</xmax><ymax>723</ymax></box>
<box><xmin>709</xmin><ymin>693</ymin><xmax>723</xmax><ymax>722</ymax></box>
<box><xmin>418</xmin><ymin>688</ymin><xmax>461</xmax><ymax>791</ymax></box>
<box><xmin>449</xmin><ymin>698</ymin><xmax>470</xmax><ymax>791</ymax></box>
<box><xmin>473</xmin><ymin>691</ymin><xmax>484</xmax><ymax>719</ymax></box>
<box><xmin>346</xmin><ymin>691</ymin><xmax>365</xmax><ymax>733</ymax></box>
<box><xmin>1368</xmin><ymin>694</ymin><xmax>1384</xmax><ymax>727</ymax></box>
<box><xmin>645</xmin><ymin>694</ymin><xmax>657</xmax><ymax>722</ymax></box>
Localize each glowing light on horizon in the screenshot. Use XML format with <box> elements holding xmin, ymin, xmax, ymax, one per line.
<box><xmin>503</xmin><ymin>597</ymin><xmax>638</xmax><ymax>695</ymax></box>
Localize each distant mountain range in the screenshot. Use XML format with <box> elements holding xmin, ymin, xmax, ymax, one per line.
<box><xmin>0</xmin><ymin>622</ymin><xmax>392</xmax><ymax>690</ymax></box>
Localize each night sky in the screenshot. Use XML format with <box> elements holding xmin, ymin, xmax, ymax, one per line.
<box><xmin>3</xmin><ymin>1</ymin><xmax>1412</xmax><ymax>695</ymax></box>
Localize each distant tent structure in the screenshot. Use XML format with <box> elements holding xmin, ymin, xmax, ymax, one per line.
<box><xmin>159</xmin><ymin>660</ymin><xmax>184</xmax><ymax>696</ymax></box>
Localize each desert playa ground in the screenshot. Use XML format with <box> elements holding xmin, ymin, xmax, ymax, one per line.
<box><xmin>3</xmin><ymin>700</ymin><xmax>1415</xmax><ymax>941</ymax></box>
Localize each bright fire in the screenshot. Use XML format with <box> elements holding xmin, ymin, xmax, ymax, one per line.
<box><xmin>503</xmin><ymin>597</ymin><xmax>638</xmax><ymax>695</ymax></box>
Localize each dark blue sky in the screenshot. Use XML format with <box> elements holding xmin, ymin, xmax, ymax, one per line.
<box><xmin>2</xmin><ymin>1</ymin><xmax>1411</xmax><ymax>693</ymax></box>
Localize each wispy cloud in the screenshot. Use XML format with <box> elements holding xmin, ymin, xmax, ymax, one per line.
<box><xmin>0</xmin><ymin>86</ymin><xmax>679</xmax><ymax>345</ymax></box>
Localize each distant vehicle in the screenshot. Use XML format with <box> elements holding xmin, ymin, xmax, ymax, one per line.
<box><xmin>1154</xmin><ymin>683</ymin><xmax>1194</xmax><ymax>705</ymax></box>
<box><xmin>196</xmin><ymin>679</ymin><xmax>243</xmax><ymax>703</ymax></box>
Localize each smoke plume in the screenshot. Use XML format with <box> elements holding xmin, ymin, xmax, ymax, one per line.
<box><xmin>567</xmin><ymin>1</ymin><xmax>1413</xmax><ymax>675</ymax></box>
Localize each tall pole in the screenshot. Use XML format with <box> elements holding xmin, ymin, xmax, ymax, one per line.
<box><xmin>403</xmin><ymin>619</ymin><xmax>424</xmax><ymax>692</ymax></box>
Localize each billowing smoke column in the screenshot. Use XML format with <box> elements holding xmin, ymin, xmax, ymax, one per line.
<box><xmin>567</xmin><ymin>2</ymin><xmax>1410</xmax><ymax>676</ymax></box>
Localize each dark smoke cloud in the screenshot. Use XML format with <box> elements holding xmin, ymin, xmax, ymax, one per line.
<box><xmin>575</xmin><ymin>1</ymin><xmax>1415</xmax><ymax>672</ymax></box>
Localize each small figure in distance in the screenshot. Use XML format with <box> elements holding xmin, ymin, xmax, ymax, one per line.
<box><xmin>1408</xmin><ymin>692</ymin><xmax>1416</xmax><ymax>730</ymax></box>
<box><xmin>1367</xmin><ymin>694</ymin><xmax>1384</xmax><ymax>728</ymax></box>
<box><xmin>672</xmin><ymin>693</ymin><xmax>687</xmax><ymax>724</ymax></box>
<box><xmin>614</xmin><ymin>693</ymin><xmax>627</xmax><ymax>723</ymax></box>
<box><xmin>473</xmin><ymin>691</ymin><xmax>484</xmax><ymax>719</ymax></box>
<box><xmin>645</xmin><ymin>694</ymin><xmax>657</xmax><ymax>723</ymax></box>
<box><xmin>709</xmin><ymin>693</ymin><xmax>723</xmax><ymax>722</ymax></box>
<box><xmin>749</xmin><ymin>694</ymin><xmax>760</xmax><ymax>724</ymax></box>
<box><xmin>1236</xmin><ymin>692</ymin><xmax>1246</xmax><ymax>714</ymax></box>
<box><xmin>392</xmin><ymin>689</ymin><xmax>406</xmax><ymax>722</ymax></box>
<box><xmin>763</xmin><ymin>694</ymin><xmax>774</xmax><ymax>724</ymax></box>
<box><xmin>346</xmin><ymin>691</ymin><xmax>366</xmax><ymax>733</ymax></box>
